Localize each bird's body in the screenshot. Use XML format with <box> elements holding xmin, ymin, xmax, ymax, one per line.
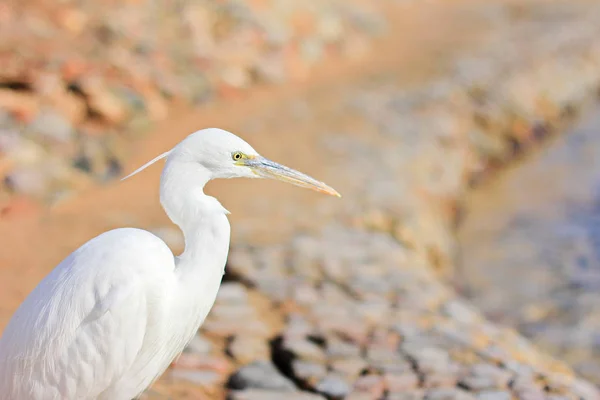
<box><xmin>0</xmin><ymin>129</ymin><xmax>338</xmax><ymax>399</ymax></box>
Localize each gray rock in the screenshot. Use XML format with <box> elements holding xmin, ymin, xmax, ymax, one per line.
<box><xmin>384</xmin><ymin>372</ymin><xmax>420</xmax><ymax>392</ymax></box>
<box><xmin>425</xmin><ymin>388</ymin><xmax>477</xmax><ymax>400</ymax></box>
<box><xmin>217</xmin><ymin>282</ymin><xmax>249</xmax><ymax>304</ymax></box>
<box><xmin>29</xmin><ymin>108</ymin><xmax>74</xmax><ymax>143</ymax></box>
<box><xmin>228</xmin><ymin>335</ymin><xmax>271</xmax><ymax>364</ymax></box>
<box><xmin>170</xmin><ymin>369</ymin><xmax>220</xmax><ymax>385</ymax></box>
<box><xmin>387</xmin><ymin>391</ymin><xmax>425</xmax><ymax>400</ymax></box>
<box><xmin>292</xmin><ymin>360</ymin><xmax>328</xmax><ymax>384</ymax></box>
<box><xmin>476</xmin><ymin>391</ymin><xmax>511</xmax><ymax>400</ymax></box>
<box><xmin>183</xmin><ymin>334</ymin><xmax>212</xmax><ymax>355</ymax></box>
<box><xmin>228</xmin><ymin>389</ymin><xmax>326</xmax><ymax>400</ymax></box>
<box><xmin>3</xmin><ymin>167</ymin><xmax>49</xmax><ymax>197</ymax></box>
<box><xmin>283</xmin><ymin>338</ymin><xmax>327</xmax><ymax>363</ymax></box>
<box><xmin>459</xmin><ymin>364</ymin><xmax>512</xmax><ymax>390</ymax></box>
<box><xmin>228</xmin><ymin>361</ymin><xmax>296</xmax><ymax>391</ymax></box>
<box><xmin>330</xmin><ymin>357</ymin><xmax>368</xmax><ymax>380</ymax></box>
<box><xmin>315</xmin><ymin>374</ymin><xmax>351</xmax><ymax>399</ymax></box>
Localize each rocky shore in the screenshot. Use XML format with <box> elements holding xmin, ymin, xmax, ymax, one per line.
<box><xmin>1</xmin><ymin>0</ymin><xmax>600</xmax><ymax>399</ymax></box>
<box><xmin>0</xmin><ymin>0</ymin><xmax>388</xmax><ymax>207</ymax></box>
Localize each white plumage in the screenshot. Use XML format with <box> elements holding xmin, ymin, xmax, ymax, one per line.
<box><xmin>0</xmin><ymin>128</ymin><xmax>339</xmax><ymax>400</ymax></box>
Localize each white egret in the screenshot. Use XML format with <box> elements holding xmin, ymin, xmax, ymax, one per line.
<box><xmin>0</xmin><ymin>128</ymin><xmax>339</xmax><ymax>400</ymax></box>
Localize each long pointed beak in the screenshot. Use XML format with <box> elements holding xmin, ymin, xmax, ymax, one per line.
<box><xmin>243</xmin><ymin>156</ymin><xmax>341</xmax><ymax>197</ymax></box>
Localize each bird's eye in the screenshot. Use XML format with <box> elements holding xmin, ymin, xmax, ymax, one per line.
<box><xmin>232</xmin><ymin>152</ymin><xmax>243</xmax><ymax>161</ymax></box>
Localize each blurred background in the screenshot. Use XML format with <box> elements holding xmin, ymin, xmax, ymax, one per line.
<box><xmin>2</xmin><ymin>0</ymin><xmax>600</xmax><ymax>399</ymax></box>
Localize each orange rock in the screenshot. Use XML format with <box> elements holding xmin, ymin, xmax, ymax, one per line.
<box><xmin>0</xmin><ymin>89</ymin><xmax>39</xmax><ymax>123</ymax></box>
<box><xmin>56</xmin><ymin>8</ymin><xmax>88</xmax><ymax>34</ymax></box>
<box><xmin>61</xmin><ymin>59</ymin><xmax>89</xmax><ymax>81</ymax></box>
<box><xmin>81</xmin><ymin>78</ymin><xmax>127</xmax><ymax>124</ymax></box>
<box><xmin>171</xmin><ymin>354</ymin><xmax>231</xmax><ymax>374</ymax></box>
<box><xmin>141</xmin><ymin>88</ymin><xmax>168</xmax><ymax>122</ymax></box>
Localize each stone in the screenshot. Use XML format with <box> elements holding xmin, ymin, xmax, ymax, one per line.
<box><xmin>228</xmin><ymin>335</ymin><xmax>271</xmax><ymax>365</ymax></box>
<box><xmin>384</xmin><ymin>372</ymin><xmax>420</xmax><ymax>392</ymax></box>
<box><xmin>319</xmin><ymin>316</ymin><xmax>369</xmax><ymax>345</ymax></box>
<box><xmin>0</xmin><ymin>89</ymin><xmax>39</xmax><ymax>123</ymax></box>
<box><xmin>402</xmin><ymin>346</ymin><xmax>451</xmax><ymax>374</ymax></box>
<box><xmin>29</xmin><ymin>108</ymin><xmax>74</xmax><ymax>144</ymax></box>
<box><xmin>3</xmin><ymin>167</ymin><xmax>49</xmax><ymax>198</ymax></box>
<box><xmin>203</xmin><ymin>316</ymin><xmax>271</xmax><ymax>338</ymax></box>
<box><xmin>216</xmin><ymin>282</ymin><xmax>249</xmax><ymax>304</ymax></box>
<box><xmin>170</xmin><ymin>369</ymin><xmax>221</xmax><ymax>385</ymax></box>
<box><xmin>387</xmin><ymin>391</ymin><xmax>425</xmax><ymax>400</ymax></box>
<box><xmin>426</xmin><ymin>388</ymin><xmax>477</xmax><ymax>400</ymax></box>
<box><xmin>81</xmin><ymin>78</ymin><xmax>127</xmax><ymax>123</ymax></box>
<box><xmin>330</xmin><ymin>358</ymin><xmax>368</xmax><ymax>380</ymax></box>
<box><xmin>459</xmin><ymin>364</ymin><xmax>512</xmax><ymax>390</ymax></box>
<box><xmin>345</xmin><ymin>393</ymin><xmax>373</xmax><ymax>400</ymax></box>
<box><xmin>476</xmin><ymin>391</ymin><xmax>511</xmax><ymax>400</ymax></box>
<box><xmin>422</xmin><ymin>373</ymin><xmax>459</xmax><ymax>389</ymax></box>
<box><xmin>292</xmin><ymin>360</ymin><xmax>327</xmax><ymax>386</ymax></box>
<box><xmin>172</xmin><ymin>354</ymin><xmax>230</xmax><ymax>374</ymax></box>
<box><xmin>326</xmin><ymin>338</ymin><xmax>362</xmax><ymax>359</ymax></box>
<box><xmin>228</xmin><ymin>389</ymin><xmax>326</xmax><ymax>400</ymax></box>
<box><xmin>315</xmin><ymin>374</ymin><xmax>351</xmax><ymax>399</ymax></box>
<box><xmin>353</xmin><ymin>374</ymin><xmax>386</xmax><ymax>398</ymax></box>
<box><xmin>283</xmin><ymin>338</ymin><xmax>327</xmax><ymax>363</ymax></box>
<box><xmin>570</xmin><ymin>378</ymin><xmax>600</xmax><ymax>400</ymax></box>
<box><xmin>184</xmin><ymin>334</ymin><xmax>213</xmax><ymax>355</ymax></box>
<box><xmin>227</xmin><ymin>361</ymin><xmax>296</xmax><ymax>391</ymax></box>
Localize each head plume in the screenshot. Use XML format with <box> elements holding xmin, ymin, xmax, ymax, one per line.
<box><xmin>121</xmin><ymin>150</ymin><xmax>172</xmax><ymax>181</ymax></box>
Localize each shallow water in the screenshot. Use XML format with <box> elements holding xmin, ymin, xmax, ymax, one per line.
<box><xmin>457</xmin><ymin>105</ymin><xmax>600</xmax><ymax>382</ymax></box>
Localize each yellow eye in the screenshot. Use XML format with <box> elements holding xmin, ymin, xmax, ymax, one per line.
<box><xmin>232</xmin><ymin>152</ymin><xmax>244</xmax><ymax>161</ymax></box>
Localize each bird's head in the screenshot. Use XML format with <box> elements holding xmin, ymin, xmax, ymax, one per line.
<box><xmin>122</xmin><ymin>128</ymin><xmax>340</xmax><ymax>197</ymax></box>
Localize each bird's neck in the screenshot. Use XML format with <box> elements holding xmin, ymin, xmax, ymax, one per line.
<box><xmin>159</xmin><ymin>159</ymin><xmax>231</xmax><ymax>269</ymax></box>
<box><xmin>159</xmin><ymin>160</ymin><xmax>231</xmax><ymax>345</ymax></box>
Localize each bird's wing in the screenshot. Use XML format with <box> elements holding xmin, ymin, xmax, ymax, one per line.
<box><xmin>0</xmin><ymin>228</ymin><xmax>175</xmax><ymax>400</ymax></box>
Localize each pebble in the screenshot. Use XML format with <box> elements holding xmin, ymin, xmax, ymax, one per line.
<box><xmin>282</xmin><ymin>337</ymin><xmax>327</xmax><ymax>363</ymax></box>
<box><xmin>352</xmin><ymin>374</ymin><xmax>386</xmax><ymax>398</ymax></box>
<box><xmin>330</xmin><ymin>357</ymin><xmax>368</xmax><ymax>380</ymax></box>
<box><xmin>384</xmin><ymin>372</ymin><xmax>420</xmax><ymax>392</ymax></box>
<box><xmin>387</xmin><ymin>391</ymin><xmax>425</xmax><ymax>400</ymax></box>
<box><xmin>170</xmin><ymin>369</ymin><xmax>221</xmax><ymax>386</ymax></box>
<box><xmin>228</xmin><ymin>335</ymin><xmax>271</xmax><ymax>364</ymax></box>
<box><xmin>227</xmin><ymin>361</ymin><xmax>297</xmax><ymax>391</ymax></box>
<box><xmin>29</xmin><ymin>108</ymin><xmax>74</xmax><ymax>144</ymax></box>
<box><xmin>476</xmin><ymin>391</ymin><xmax>511</xmax><ymax>400</ymax></box>
<box><xmin>183</xmin><ymin>334</ymin><xmax>213</xmax><ymax>355</ymax></box>
<box><xmin>292</xmin><ymin>360</ymin><xmax>328</xmax><ymax>386</ymax></box>
<box><xmin>228</xmin><ymin>389</ymin><xmax>326</xmax><ymax>400</ymax></box>
<box><xmin>3</xmin><ymin>167</ymin><xmax>49</xmax><ymax>198</ymax></box>
<box><xmin>216</xmin><ymin>282</ymin><xmax>249</xmax><ymax>304</ymax></box>
<box><xmin>315</xmin><ymin>374</ymin><xmax>351</xmax><ymax>399</ymax></box>
<box><xmin>326</xmin><ymin>338</ymin><xmax>362</xmax><ymax>359</ymax></box>
<box><xmin>426</xmin><ymin>388</ymin><xmax>477</xmax><ymax>400</ymax></box>
<box><xmin>172</xmin><ymin>354</ymin><xmax>230</xmax><ymax>373</ymax></box>
<box><xmin>459</xmin><ymin>364</ymin><xmax>512</xmax><ymax>390</ymax></box>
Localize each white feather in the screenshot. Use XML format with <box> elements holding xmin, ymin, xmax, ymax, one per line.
<box><xmin>120</xmin><ymin>151</ymin><xmax>171</xmax><ymax>181</ymax></box>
